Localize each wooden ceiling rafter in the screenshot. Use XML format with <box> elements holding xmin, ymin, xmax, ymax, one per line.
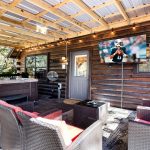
<box><xmin>0</xmin><ymin>41</ymin><xmax>22</xmax><ymax>47</ymax></box>
<box><xmin>0</xmin><ymin>32</ymin><xmax>43</xmax><ymax>46</ymax></box>
<box><xmin>113</xmin><ymin>0</ymin><xmax>129</xmax><ymax>21</ymax></box>
<box><xmin>25</xmin><ymin>0</ymin><xmax>90</xmax><ymax>31</ymax></box>
<box><xmin>72</xmin><ymin>0</ymin><xmax>109</xmax><ymax>28</ymax></box>
<box><xmin>72</xmin><ymin>14</ymin><xmax>150</xmax><ymax>38</ymax></box>
<box><xmin>0</xmin><ymin>29</ymin><xmax>45</xmax><ymax>44</ymax></box>
<box><xmin>0</xmin><ymin>1</ymin><xmax>74</xmax><ymax>35</ymax></box>
<box><xmin>54</xmin><ymin>0</ymin><xmax>114</xmax><ymax>19</ymax></box>
<box><xmin>91</xmin><ymin>1</ymin><xmax>114</xmax><ymax>11</ymax></box>
<box><xmin>10</xmin><ymin>0</ymin><xmax>22</xmax><ymax>7</ymax></box>
<box><xmin>104</xmin><ymin>3</ymin><xmax>150</xmax><ymax>19</ymax></box>
<box><xmin>54</xmin><ymin>11</ymin><xmax>85</xmax><ymax>25</ymax></box>
<box><xmin>1</xmin><ymin>16</ymin><xmax>64</xmax><ymax>38</ymax></box>
<box><xmin>0</xmin><ymin>23</ymin><xmax>53</xmax><ymax>42</ymax></box>
<box><xmin>54</xmin><ymin>0</ymin><xmax>71</xmax><ymax>8</ymax></box>
<box><xmin>0</xmin><ymin>0</ymin><xmax>22</xmax><ymax>17</ymax></box>
<box><xmin>54</xmin><ymin>1</ymin><xmax>150</xmax><ymax>25</ymax></box>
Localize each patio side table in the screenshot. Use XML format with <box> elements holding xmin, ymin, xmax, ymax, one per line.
<box><xmin>74</xmin><ymin>100</ymin><xmax>108</xmax><ymax>129</ymax></box>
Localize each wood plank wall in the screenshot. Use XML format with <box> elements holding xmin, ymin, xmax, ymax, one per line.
<box><xmin>20</xmin><ymin>21</ymin><xmax>150</xmax><ymax>109</ymax></box>
<box><xmin>20</xmin><ymin>49</ymin><xmax>67</xmax><ymax>98</ymax></box>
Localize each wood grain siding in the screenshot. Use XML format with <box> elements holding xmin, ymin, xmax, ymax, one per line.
<box><xmin>91</xmin><ymin>47</ymin><xmax>148</xmax><ymax>109</ymax></box>
<box><xmin>20</xmin><ymin>21</ymin><xmax>150</xmax><ymax>109</ymax></box>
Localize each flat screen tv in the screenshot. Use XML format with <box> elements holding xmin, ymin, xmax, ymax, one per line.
<box><xmin>98</xmin><ymin>34</ymin><xmax>146</xmax><ymax>63</ymax></box>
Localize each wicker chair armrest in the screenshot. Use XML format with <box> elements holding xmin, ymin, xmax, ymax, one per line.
<box><xmin>137</xmin><ymin>105</ymin><xmax>150</xmax><ymax>121</ymax></box>
<box><xmin>128</xmin><ymin>120</ymin><xmax>150</xmax><ymax>150</ymax></box>
<box><xmin>142</xmin><ymin>100</ymin><xmax>150</xmax><ymax>107</ymax></box>
<box><xmin>67</xmin><ymin>120</ymin><xmax>102</xmax><ymax>150</ymax></box>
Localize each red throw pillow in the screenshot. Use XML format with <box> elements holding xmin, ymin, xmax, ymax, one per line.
<box><xmin>44</xmin><ymin>110</ymin><xmax>62</xmax><ymax>120</ymax></box>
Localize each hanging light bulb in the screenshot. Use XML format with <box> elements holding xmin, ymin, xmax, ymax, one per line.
<box><xmin>79</xmin><ymin>39</ymin><xmax>83</xmax><ymax>43</ymax></box>
<box><xmin>111</xmin><ymin>28</ymin><xmax>115</xmax><ymax>35</ymax></box>
<box><xmin>92</xmin><ymin>32</ymin><xmax>97</xmax><ymax>38</ymax></box>
<box><xmin>132</xmin><ymin>23</ymin><xmax>136</xmax><ymax>30</ymax></box>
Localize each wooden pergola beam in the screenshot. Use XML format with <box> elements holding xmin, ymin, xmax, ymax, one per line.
<box><xmin>0</xmin><ymin>30</ymin><xmax>45</xmax><ymax>44</ymax></box>
<box><xmin>54</xmin><ymin>0</ymin><xmax>71</xmax><ymax>8</ymax></box>
<box><xmin>0</xmin><ymin>36</ymin><xmax>24</xmax><ymax>43</ymax></box>
<box><xmin>92</xmin><ymin>1</ymin><xmax>114</xmax><ymax>10</ymax></box>
<box><xmin>0</xmin><ymin>41</ymin><xmax>22</xmax><ymax>47</ymax></box>
<box><xmin>114</xmin><ymin>0</ymin><xmax>129</xmax><ymax>21</ymax></box>
<box><xmin>10</xmin><ymin>0</ymin><xmax>22</xmax><ymax>7</ymax></box>
<box><xmin>0</xmin><ymin>15</ymin><xmax>63</xmax><ymax>39</ymax></box>
<box><xmin>72</xmin><ymin>0</ymin><xmax>108</xmax><ymax>27</ymax></box>
<box><xmin>25</xmin><ymin>0</ymin><xmax>90</xmax><ymax>31</ymax></box>
<box><xmin>0</xmin><ymin>24</ymin><xmax>53</xmax><ymax>41</ymax></box>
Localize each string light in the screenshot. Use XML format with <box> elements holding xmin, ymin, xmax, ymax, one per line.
<box><xmin>92</xmin><ymin>32</ymin><xmax>97</xmax><ymax>38</ymax></box>
<box><xmin>79</xmin><ymin>39</ymin><xmax>83</xmax><ymax>43</ymax></box>
<box><xmin>132</xmin><ymin>23</ymin><xmax>136</xmax><ymax>30</ymax></box>
<box><xmin>111</xmin><ymin>28</ymin><xmax>115</xmax><ymax>35</ymax></box>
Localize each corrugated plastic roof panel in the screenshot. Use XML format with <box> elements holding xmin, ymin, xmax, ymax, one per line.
<box><xmin>17</xmin><ymin>0</ymin><xmax>44</xmax><ymax>15</ymax></box>
<box><xmin>70</xmin><ymin>26</ymin><xmax>82</xmax><ymax>32</ymax></box>
<box><xmin>86</xmin><ymin>21</ymin><xmax>100</xmax><ymax>28</ymax></box>
<box><xmin>43</xmin><ymin>0</ymin><xmax>64</xmax><ymax>6</ymax></box>
<box><xmin>145</xmin><ymin>6</ymin><xmax>150</xmax><ymax>14</ymax></box>
<box><xmin>58</xmin><ymin>31</ymin><xmax>67</xmax><ymax>35</ymax></box>
<box><xmin>15</xmin><ymin>26</ymin><xmax>29</xmax><ymax>32</ymax></box>
<box><xmin>58</xmin><ymin>21</ymin><xmax>73</xmax><ymax>27</ymax></box>
<box><xmin>2</xmin><ymin>0</ymin><xmax>13</xmax><ymax>3</ymax></box>
<box><xmin>42</xmin><ymin>12</ymin><xmax>60</xmax><ymax>21</ymax></box>
<box><xmin>135</xmin><ymin>7</ymin><xmax>147</xmax><ymax>16</ymax></box>
<box><xmin>121</xmin><ymin>0</ymin><xmax>147</xmax><ymax>9</ymax></box>
<box><xmin>28</xmin><ymin>20</ymin><xmax>41</xmax><ymax>26</ymax></box>
<box><xmin>47</xmin><ymin>26</ymin><xmax>57</xmax><ymax>31</ymax></box>
<box><xmin>0</xmin><ymin>20</ymin><xmax>11</xmax><ymax>26</ymax></box>
<box><xmin>127</xmin><ymin>6</ymin><xmax>150</xmax><ymax>18</ymax></box>
<box><xmin>105</xmin><ymin>14</ymin><xmax>124</xmax><ymax>23</ymax></box>
<box><xmin>127</xmin><ymin>10</ymin><xmax>137</xmax><ymax>18</ymax></box>
<box><xmin>121</xmin><ymin>0</ymin><xmax>132</xmax><ymax>9</ymax></box>
<box><xmin>5</xmin><ymin>31</ymin><xmax>19</xmax><ymax>35</ymax></box>
<box><xmin>59</xmin><ymin>2</ymin><xmax>81</xmax><ymax>15</ymax></box>
<box><xmin>3</xmin><ymin>11</ymin><xmax>26</xmax><ymax>21</ymax></box>
<box><xmin>82</xmin><ymin>0</ymin><xmax>110</xmax><ymax>8</ymax></box>
<box><xmin>75</xmin><ymin>13</ymin><xmax>92</xmax><ymax>22</ymax></box>
<box><xmin>95</xmin><ymin>4</ymin><xmax>119</xmax><ymax>17</ymax></box>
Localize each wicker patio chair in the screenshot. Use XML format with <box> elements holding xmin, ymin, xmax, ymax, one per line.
<box><xmin>0</xmin><ymin>105</ymin><xmax>23</xmax><ymax>150</ymax></box>
<box><xmin>17</xmin><ymin>111</ymin><xmax>65</xmax><ymax>150</ymax></box>
<box><xmin>17</xmin><ymin>111</ymin><xmax>102</xmax><ymax>150</ymax></box>
<box><xmin>137</xmin><ymin>105</ymin><xmax>150</xmax><ymax>121</ymax></box>
<box><xmin>142</xmin><ymin>99</ymin><xmax>150</xmax><ymax>107</ymax></box>
<box><xmin>128</xmin><ymin>121</ymin><xmax>150</xmax><ymax>150</ymax></box>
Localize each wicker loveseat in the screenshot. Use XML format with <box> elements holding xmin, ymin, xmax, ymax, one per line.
<box><xmin>0</xmin><ymin>100</ymin><xmax>102</xmax><ymax>150</ymax></box>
